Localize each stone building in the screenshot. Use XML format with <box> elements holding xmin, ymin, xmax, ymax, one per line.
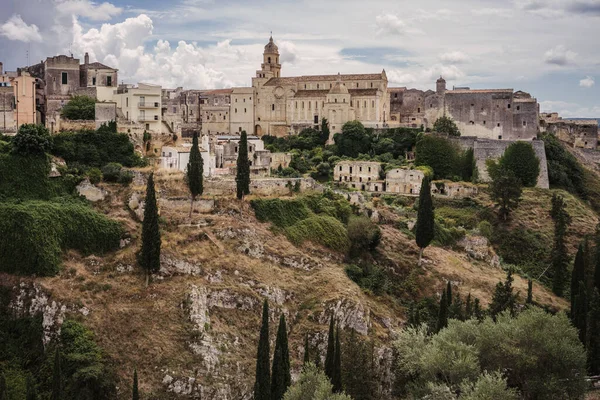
<box><xmin>385</xmin><ymin>168</ymin><xmax>424</xmax><ymax>195</ymax></box>
<box><xmin>78</xmin><ymin>52</ymin><xmax>118</xmax><ymax>102</ymax></box>
<box><xmin>539</xmin><ymin>113</ymin><xmax>599</xmax><ymax>149</ymax></box>
<box><xmin>230</xmin><ymin>87</ymin><xmax>255</xmax><ymax>135</ymax></box>
<box><xmin>0</xmin><ymin>67</ymin><xmax>39</xmax><ymax>133</ymax></box>
<box><xmin>333</xmin><ymin>160</ymin><xmax>383</xmax><ymax>190</ymax></box>
<box><xmin>199</xmin><ymin>89</ymin><xmax>231</xmax><ymax>136</ymax></box>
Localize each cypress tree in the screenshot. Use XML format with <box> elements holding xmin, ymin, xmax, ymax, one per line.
<box><xmin>446</xmin><ymin>281</ymin><xmax>453</xmax><ymax>307</ymax></box>
<box><xmin>51</xmin><ymin>348</ymin><xmax>61</xmax><ymax>400</ymax></box>
<box><xmin>186</xmin><ymin>131</ymin><xmax>204</xmax><ymax>218</ymax></box>
<box><xmin>324</xmin><ymin>315</ymin><xmax>336</xmax><ymax>382</ymax></box>
<box><xmin>26</xmin><ymin>375</ymin><xmax>37</xmax><ymax>400</ymax></box>
<box><xmin>303</xmin><ymin>334</ymin><xmax>310</xmax><ymax>366</ymax></box>
<box><xmin>0</xmin><ymin>374</ymin><xmax>7</xmax><ymax>400</ymax></box>
<box><xmin>550</xmin><ymin>194</ymin><xmax>571</xmax><ymax>296</ymax></box>
<box><xmin>571</xmin><ymin>243</ymin><xmax>586</xmax><ymax>320</ymax></box>
<box><xmin>271</xmin><ymin>314</ymin><xmax>291</xmax><ymax>400</ymax></box>
<box><xmin>132</xmin><ymin>369</ymin><xmax>139</xmax><ymax>400</ymax></box>
<box><xmin>526</xmin><ymin>279</ymin><xmax>533</xmax><ymax>305</ymax></box>
<box><xmin>595</xmin><ymin>224</ymin><xmax>600</xmax><ymax>294</ymax></box>
<box><xmin>236</xmin><ymin>130</ymin><xmax>251</xmax><ymax>200</ymax></box>
<box><xmin>489</xmin><ymin>269</ymin><xmax>516</xmax><ymax>319</ymax></box>
<box><xmin>573</xmin><ymin>282</ymin><xmax>588</xmax><ymax>344</ymax></box>
<box><xmin>473</xmin><ymin>298</ymin><xmax>484</xmax><ymax>321</ymax></box>
<box><xmin>415</xmin><ymin>176</ymin><xmax>434</xmax><ymax>265</ymax></box>
<box><xmin>587</xmin><ymin>288</ymin><xmax>600</xmax><ymax>375</ymax></box>
<box><xmin>139</xmin><ymin>173</ymin><xmax>161</xmax><ymax>287</ymax></box>
<box><xmin>332</xmin><ymin>325</ymin><xmax>342</xmax><ymax>393</ymax></box>
<box><xmin>254</xmin><ymin>300</ymin><xmax>271</xmax><ymax>400</ymax></box>
<box><xmin>465</xmin><ymin>293</ymin><xmax>473</xmax><ymax>319</ymax></box>
<box><xmin>436</xmin><ymin>289</ymin><xmax>448</xmax><ymax>333</ymax></box>
<box><xmin>449</xmin><ymin>292</ymin><xmax>464</xmax><ymax>321</ymax></box>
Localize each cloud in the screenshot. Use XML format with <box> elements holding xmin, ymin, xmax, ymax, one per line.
<box><xmin>0</xmin><ymin>14</ymin><xmax>42</xmax><ymax>42</ymax></box>
<box><xmin>439</xmin><ymin>51</ymin><xmax>470</xmax><ymax>64</ymax></box>
<box><xmin>387</xmin><ymin>64</ymin><xmax>465</xmax><ymax>86</ymax></box>
<box><xmin>540</xmin><ymin>100</ymin><xmax>600</xmax><ymax>117</ymax></box>
<box><xmin>55</xmin><ymin>0</ymin><xmax>122</xmax><ymax>21</ymax></box>
<box><xmin>580</xmin><ymin>76</ymin><xmax>595</xmax><ymax>87</ymax></box>
<box><xmin>567</xmin><ymin>1</ymin><xmax>600</xmax><ymax>15</ymax></box>
<box><xmin>544</xmin><ymin>45</ymin><xmax>577</xmax><ymax>65</ymax></box>
<box><xmin>278</xmin><ymin>40</ymin><xmax>298</xmax><ymax>64</ymax></box>
<box><xmin>471</xmin><ymin>8</ymin><xmax>513</xmax><ymax>17</ymax></box>
<box><xmin>515</xmin><ymin>0</ymin><xmax>600</xmax><ymax>17</ymax></box>
<box><xmin>375</xmin><ymin>14</ymin><xmax>408</xmax><ymax>36</ymax></box>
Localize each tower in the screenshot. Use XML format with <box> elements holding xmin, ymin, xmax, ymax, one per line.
<box><xmin>258</xmin><ymin>35</ymin><xmax>281</xmax><ymax>79</ymax></box>
<box><xmin>436</xmin><ymin>76</ymin><xmax>446</xmax><ymax>95</ymax></box>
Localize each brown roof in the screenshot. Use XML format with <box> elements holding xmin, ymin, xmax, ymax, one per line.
<box><xmin>203</xmin><ymin>88</ymin><xmax>233</xmax><ymax>95</ymax></box>
<box><xmin>293</xmin><ymin>88</ymin><xmax>379</xmax><ymax>98</ymax></box>
<box><xmin>447</xmin><ymin>89</ymin><xmax>513</xmax><ymax>94</ymax></box>
<box><xmin>264</xmin><ymin>73</ymin><xmax>384</xmax><ymax>86</ymax></box>
<box><xmin>81</xmin><ymin>62</ymin><xmax>117</xmax><ymax>71</ymax></box>
<box><xmin>388</xmin><ymin>87</ymin><xmax>407</xmax><ymax>92</ymax></box>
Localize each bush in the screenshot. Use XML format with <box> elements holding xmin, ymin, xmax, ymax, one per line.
<box><xmin>251</xmin><ymin>198</ymin><xmax>312</xmax><ymax>228</ymax></box>
<box><xmin>433</xmin><ymin>217</ymin><xmax>466</xmax><ymax>246</ymax></box>
<box><xmin>541</xmin><ymin>133</ymin><xmax>586</xmax><ymax>198</ymax></box>
<box><xmin>347</xmin><ymin>216</ymin><xmax>381</xmax><ymax>256</ymax></box>
<box><xmin>0</xmin><ymin>154</ymin><xmax>72</xmax><ymax>200</ymax></box>
<box><xmin>491</xmin><ymin>226</ymin><xmax>548</xmax><ymax>279</ymax></box>
<box><xmin>433</xmin><ymin>116</ymin><xmax>460</xmax><ymax>137</ymax></box>
<box><xmin>415</xmin><ymin>135</ymin><xmax>461</xmax><ymax>180</ymax></box>
<box><xmin>498</xmin><ymin>141</ymin><xmax>539</xmax><ymax>187</ymax></box>
<box><xmin>0</xmin><ymin>200</ymin><xmax>122</xmax><ymax>275</ymax></box>
<box><xmin>334</xmin><ymin>121</ymin><xmax>372</xmax><ymax>158</ymax></box>
<box><xmin>87</xmin><ymin>167</ymin><xmax>103</xmax><ymax>184</ymax></box>
<box><xmin>60</xmin><ymin>95</ymin><xmax>95</xmax><ymax>120</ymax></box>
<box><xmin>478</xmin><ymin>220</ymin><xmax>492</xmax><ymax>239</ymax></box>
<box><xmin>345</xmin><ymin>263</ymin><xmax>388</xmax><ymax>295</ymax></box>
<box><xmin>285</xmin><ymin>215</ymin><xmax>350</xmax><ymax>252</ymax></box>
<box><xmin>12</xmin><ymin>124</ymin><xmax>51</xmax><ymax>155</ymax></box>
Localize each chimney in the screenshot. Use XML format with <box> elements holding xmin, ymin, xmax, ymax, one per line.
<box><xmin>84</xmin><ymin>52</ymin><xmax>89</xmax><ymax>65</ymax></box>
<box><xmin>0</xmin><ymin>62</ymin><xmax>3</xmax><ymax>75</ymax></box>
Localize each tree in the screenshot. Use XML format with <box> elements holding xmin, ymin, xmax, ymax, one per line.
<box><xmin>461</xmin><ymin>147</ymin><xmax>476</xmax><ymax>182</ymax></box>
<box><xmin>320</xmin><ymin>118</ymin><xmax>330</xmax><ymax>145</ymax></box>
<box><xmin>12</xmin><ymin>124</ymin><xmax>51</xmax><ymax>155</ymax></box>
<box><xmin>26</xmin><ymin>375</ymin><xmax>38</xmax><ymax>400</ymax></box>
<box><xmin>433</xmin><ymin>116</ymin><xmax>460</xmax><ymax>137</ymax></box>
<box><xmin>271</xmin><ymin>314</ymin><xmax>291</xmax><ymax>400</ymax></box>
<box><xmin>526</xmin><ymin>279</ymin><xmax>533</xmax><ymax>305</ymax></box>
<box><xmin>303</xmin><ymin>334</ymin><xmax>310</xmax><ymax>366</ymax></box>
<box><xmin>465</xmin><ymin>293</ymin><xmax>473</xmax><ymax>319</ymax></box>
<box><xmin>594</xmin><ymin>224</ymin><xmax>600</xmax><ymax>294</ymax></box>
<box><xmin>138</xmin><ymin>173</ymin><xmax>161</xmax><ymax>287</ymax></box>
<box><xmin>255</xmin><ymin>300</ymin><xmax>271</xmax><ymax>400</ymax></box>
<box><xmin>446</xmin><ymin>281</ymin><xmax>453</xmax><ymax>307</ymax></box>
<box><xmin>473</xmin><ymin>298</ymin><xmax>484</xmax><ymax>321</ymax></box>
<box><xmin>325</xmin><ymin>315</ymin><xmax>336</xmax><ymax>382</ymax></box>
<box><xmin>283</xmin><ymin>363</ymin><xmax>352</xmax><ymax>400</ymax></box>
<box><xmin>488</xmin><ymin>162</ymin><xmax>522</xmax><ymax>221</ymax></box>
<box><xmin>342</xmin><ymin>330</ymin><xmax>378</xmax><ymax>400</ymax></box>
<box><xmin>571</xmin><ymin>243</ymin><xmax>586</xmax><ymax>319</ymax></box>
<box><xmin>415</xmin><ymin>176</ymin><xmax>435</xmax><ymax>265</ymax></box>
<box><xmin>236</xmin><ymin>131</ymin><xmax>251</xmax><ymax>199</ymax></box>
<box><xmin>60</xmin><ymin>95</ymin><xmax>96</xmax><ymax>120</ymax></box>
<box><xmin>414</xmin><ymin>135</ymin><xmax>461</xmax><ymax>180</ymax></box>
<box><xmin>333</xmin><ymin>121</ymin><xmax>371</xmax><ymax>158</ymax></box>
<box><xmin>436</xmin><ymin>289</ymin><xmax>448</xmax><ymax>333</ymax></box>
<box><xmin>489</xmin><ymin>269</ymin><xmax>517</xmax><ymax>319</ymax></box>
<box><xmin>550</xmin><ymin>194</ymin><xmax>571</xmax><ymax>296</ymax></box>
<box><xmin>51</xmin><ymin>348</ymin><xmax>62</xmax><ymax>400</ymax></box>
<box><xmin>332</xmin><ymin>325</ymin><xmax>342</xmax><ymax>393</ymax></box>
<box><xmin>587</xmin><ymin>288</ymin><xmax>600</xmax><ymax>375</ymax></box>
<box><xmin>449</xmin><ymin>292</ymin><xmax>464</xmax><ymax>321</ymax></box>
<box><xmin>186</xmin><ymin>132</ymin><xmax>204</xmax><ymax>217</ymax></box>
<box><xmin>0</xmin><ymin>374</ymin><xmax>7</xmax><ymax>400</ymax></box>
<box><xmin>132</xmin><ymin>369</ymin><xmax>139</xmax><ymax>400</ymax></box>
<box><xmin>347</xmin><ymin>216</ymin><xmax>381</xmax><ymax>257</ymax></box>
<box><xmin>498</xmin><ymin>141</ymin><xmax>540</xmax><ymax>187</ymax></box>
<box><xmin>573</xmin><ymin>282</ymin><xmax>588</xmax><ymax>344</ymax></box>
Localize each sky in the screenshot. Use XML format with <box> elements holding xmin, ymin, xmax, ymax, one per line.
<box><xmin>0</xmin><ymin>0</ymin><xmax>599</xmax><ymax>117</ymax></box>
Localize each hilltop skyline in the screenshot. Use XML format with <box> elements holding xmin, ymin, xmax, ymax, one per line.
<box><xmin>1</xmin><ymin>0</ymin><xmax>599</xmax><ymax>117</ymax></box>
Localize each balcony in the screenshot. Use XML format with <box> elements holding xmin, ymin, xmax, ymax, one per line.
<box><xmin>138</xmin><ymin>102</ymin><xmax>159</xmax><ymax>108</ymax></box>
<box><xmin>138</xmin><ymin>115</ymin><xmax>159</xmax><ymax>122</ymax></box>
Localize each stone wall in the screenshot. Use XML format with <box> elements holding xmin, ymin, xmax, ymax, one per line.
<box><xmin>95</xmin><ymin>102</ymin><xmax>117</xmax><ymax>129</ymax></box>
<box><xmin>542</xmin><ymin>120</ymin><xmax>598</xmax><ymax>149</ymax></box>
<box><xmin>203</xmin><ymin>177</ymin><xmax>321</xmax><ymax>196</ymax></box>
<box><xmin>57</xmin><ymin>118</ymin><xmax>96</xmax><ymax>132</ymax></box>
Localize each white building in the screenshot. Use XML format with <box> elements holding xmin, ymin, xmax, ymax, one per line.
<box><xmin>160</xmin><ymin>135</ymin><xmax>212</xmax><ymax>176</ymax></box>
<box><xmin>112</xmin><ymin>83</ymin><xmax>162</xmax><ymax>133</ymax></box>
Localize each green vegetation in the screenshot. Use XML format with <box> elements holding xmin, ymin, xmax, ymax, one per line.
<box><xmin>541</xmin><ymin>133</ymin><xmax>587</xmax><ymax>198</ymax></box>
<box><xmin>415</xmin><ymin>177</ymin><xmax>434</xmax><ymax>264</ymax></box>
<box><xmin>236</xmin><ymin>130</ymin><xmax>251</xmax><ymax>199</ymax></box>
<box><xmin>139</xmin><ymin>173</ymin><xmax>161</xmax><ymax>286</ymax></box>
<box><xmin>347</xmin><ymin>216</ymin><xmax>381</xmax><ymax>257</ymax></box>
<box><xmin>432</xmin><ymin>116</ymin><xmax>460</xmax><ymax>137</ymax></box>
<box><xmin>285</xmin><ymin>215</ymin><xmax>350</xmax><ymax>252</ymax></box>
<box><xmin>550</xmin><ymin>194</ymin><xmax>571</xmax><ymax>296</ymax></box>
<box><xmin>588</xmin><ymin>289</ymin><xmax>600</xmax><ymax>375</ymax></box>
<box><xmin>132</xmin><ymin>369</ymin><xmax>139</xmax><ymax>400</ymax></box>
<box><xmin>186</xmin><ymin>132</ymin><xmax>204</xmax><ymax>217</ymax></box>
<box><xmin>488</xmin><ymin>161</ymin><xmax>522</xmax><ymax>221</ymax></box>
<box><xmin>254</xmin><ymin>300</ymin><xmax>271</xmax><ymax>400</ymax></box>
<box><xmin>60</xmin><ymin>95</ymin><xmax>96</xmax><ymax>120</ymax></box>
<box><xmin>414</xmin><ymin>135</ymin><xmax>461</xmax><ymax>180</ymax></box>
<box><xmin>324</xmin><ymin>316</ymin><xmax>335</xmax><ymax>385</ymax></box>
<box><xmin>497</xmin><ymin>141</ymin><xmax>540</xmax><ymax>187</ymax></box>
<box><xmin>333</xmin><ymin>121</ymin><xmax>372</xmax><ymax>158</ymax></box>
<box><xmin>101</xmin><ymin>162</ymin><xmax>133</xmax><ymax>184</ymax></box>
<box><xmin>489</xmin><ymin>269</ymin><xmax>517</xmax><ymax>319</ymax></box>
<box><xmin>271</xmin><ymin>314</ymin><xmax>291</xmax><ymax>400</ymax></box>
<box><xmin>341</xmin><ymin>330</ymin><xmax>378</xmax><ymax>400</ymax></box>
<box><xmin>283</xmin><ymin>363</ymin><xmax>351</xmax><ymax>400</ymax></box>
<box><xmin>0</xmin><ymin>200</ymin><xmax>122</xmax><ymax>275</ymax></box>
<box><xmin>12</xmin><ymin>124</ymin><xmax>52</xmax><ymax>156</ymax></box>
<box><xmin>394</xmin><ymin>307</ymin><xmax>587</xmax><ymax>399</ymax></box>
<box><xmin>571</xmin><ymin>243</ymin><xmax>587</xmax><ymax>342</ymax></box>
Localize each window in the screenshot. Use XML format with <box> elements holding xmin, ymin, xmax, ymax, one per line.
<box><xmin>497</xmin><ymin>123</ymin><xmax>501</xmax><ymax>127</ymax></box>
<box><xmin>350</xmin><ymin>167</ymin><xmax>353</xmax><ymax>173</ymax></box>
<box><xmin>359</xmin><ymin>167</ymin><xmax>362</xmax><ymax>172</ymax></box>
<box><xmin>395</xmin><ymin>93</ymin><xmax>398</xmax><ymax>98</ymax></box>
<box><xmin>126</xmin><ymin>97</ymin><xmax>129</xmax><ymax>107</ymax></box>
<box><xmin>364</xmin><ymin>101</ymin><xmax>367</xmax><ymax>107</ymax></box>
<box><xmin>302</xmin><ymin>102</ymin><xmax>304</xmax><ymax>109</ymax></box>
<box><xmin>430</xmin><ymin>104</ymin><xmax>433</xmax><ymax>108</ymax></box>
<box><xmin>304</xmin><ymin>84</ymin><xmax>307</xmax><ymax>89</ymax></box>
<box><xmin>317</xmin><ymin>84</ymin><xmax>319</xmax><ymax>89</ymax></box>
<box><xmin>235</xmin><ymin>98</ymin><xmax>237</xmax><ymax>102</ymax></box>
<box><xmin>372</xmin><ymin>100</ymin><xmax>375</xmax><ymax>107</ymax></box>
<box><xmin>356</xmin><ymin>83</ymin><xmax>359</xmax><ymax>88</ymax></box>
<box><xmin>61</xmin><ymin>72</ymin><xmax>68</xmax><ymax>84</ymax></box>
<box><xmin>224</xmin><ymin>116</ymin><xmax>226</xmax><ymax>120</ymax></box>
<box><xmin>235</xmin><ymin>108</ymin><xmax>237</xmax><ymax>113</ymax></box>
<box><xmin>92</xmin><ymin>77</ymin><xmax>96</xmax><ymax>85</ymax></box>
<box><xmin>339</xmin><ymin>166</ymin><xmax>342</xmax><ymax>171</ymax></box>
<box><xmin>368</xmin><ymin>167</ymin><xmax>371</xmax><ymax>172</ymax></box>
<box><xmin>517</xmin><ymin>106</ymin><xmax>520</xmax><ymax>111</ymax></box>
<box><xmin>498</xmin><ymin>135</ymin><xmax>503</xmax><ymax>139</ymax></box>
<box><xmin>272</xmin><ymin>104</ymin><xmax>275</xmax><ymax>111</ymax></box>
<box><xmin>244</xmin><ymin>108</ymin><xmax>247</xmax><ymax>113</ymax></box>
<box><xmin>268</xmin><ymin>57</ymin><xmax>271</xmax><ymax>63</ymax></box>
<box><xmin>335</xmin><ymin>98</ymin><xmax>337</xmax><ymax>103</ymax></box>
<box><xmin>483</xmin><ymin>120</ymin><xmax>486</xmax><ymax>125</ymax></box>
<box><xmin>350</xmin><ymin>100</ymin><xmax>353</xmax><ymax>107</ymax></box>
<box><xmin>507</xmin><ymin>104</ymin><xmax>511</xmax><ymax>109</ymax></box>
<box><xmin>106</xmin><ymin>76</ymin><xmax>112</xmax><ymax>86</ymax></box>
<box><xmin>314</xmin><ymin>115</ymin><xmax>318</xmax><ymax>124</ymax></box>
<box><xmin>146</xmin><ymin>123</ymin><xmax>150</xmax><ymax>130</ymax></box>
<box><xmin>370</xmin><ymin>82</ymin><xmax>373</xmax><ymax>88</ymax></box>
<box><xmin>417</xmin><ymin>107</ymin><xmax>420</xmax><ymax>112</ymax></box>
<box><xmin>469</xmin><ymin>121</ymin><xmax>474</xmax><ymax>125</ymax></box>
<box><xmin>330</xmin><ymin>83</ymin><xmax>332</xmax><ymax>88</ymax></box>
<box><xmin>243</xmin><ymin>98</ymin><xmax>246</xmax><ymax>102</ymax></box>
<box><xmin>523</xmin><ymin>121</ymin><xmax>527</xmax><ymax>126</ymax></box>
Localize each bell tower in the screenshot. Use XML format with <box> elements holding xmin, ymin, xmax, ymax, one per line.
<box><xmin>257</xmin><ymin>35</ymin><xmax>281</xmax><ymax>79</ymax></box>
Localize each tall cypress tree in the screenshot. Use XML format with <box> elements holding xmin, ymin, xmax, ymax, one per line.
<box><xmin>571</xmin><ymin>243</ymin><xmax>586</xmax><ymax>320</ymax></box>
<box><xmin>303</xmin><ymin>334</ymin><xmax>310</xmax><ymax>366</ymax></box>
<box><xmin>526</xmin><ymin>279</ymin><xmax>533</xmax><ymax>305</ymax></box>
<box><xmin>51</xmin><ymin>348</ymin><xmax>61</xmax><ymax>400</ymax></box>
<box><xmin>473</xmin><ymin>298</ymin><xmax>484</xmax><ymax>321</ymax></box>
<box><xmin>415</xmin><ymin>176</ymin><xmax>434</xmax><ymax>265</ymax></box>
<box><xmin>186</xmin><ymin>131</ymin><xmax>204</xmax><ymax>218</ymax></box>
<box><xmin>332</xmin><ymin>325</ymin><xmax>342</xmax><ymax>393</ymax></box>
<box><xmin>254</xmin><ymin>300</ymin><xmax>271</xmax><ymax>400</ymax></box>
<box><xmin>594</xmin><ymin>223</ymin><xmax>600</xmax><ymax>294</ymax></box>
<box><xmin>465</xmin><ymin>293</ymin><xmax>473</xmax><ymax>319</ymax></box>
<box><xmin>26</xmin><ymin>375</ymin><xmax>37</xmax><ymax>400</ymax></box>
<box><xmin>271</xmin><ymin>314</ymin><xmax>291</xmax><ymax>400</ymax></box>
<box><xmin>573</xmin><ymin>282</ymin><xmax>588</xmax><ymax>344</ymax></box>
<box><xmin>587</xmin><ymin>288</ymin><xmax>600</xmax><ymax>375</ymax></box>
<box><xmin>489</xmin><ymin>269</ymin><xmax>516</xmax><ymax>319</ymax></box>
<box><xmin>550</xmin><ymin>194</ymin><xmax>571</xmax><ymax>296</ymax></box>
<box><xmin>324</xmin><ymin>315</ymin><xmax>335</xmax><ymax>382</ymax></box>
<box><xmin>132</xmin><ymin>369</ymin><xmax>139</xmax><ymax>400</ymax></box>
<box><xmin>236</xmin><ymin>130</ymin><xmax>251</xmax><ymax>200</ymax></box>
<box><xmin>436</xmin><ymin>289</ymin><xmax>448</xmax><ymax>333</ymax></box>
<box><xmin>0</xmin><ymin>374</ymin><xmax>7</xmax><ymax>400</ymax></box>
<box><xmin>446</xmin><ymin>281</ymin><xmax>453</xmax><ymax>307</ymax></box>
<box><xmin>139</xmin><ymin>173</ymin><xmax>161</xmax><ymax>287</ymax></box>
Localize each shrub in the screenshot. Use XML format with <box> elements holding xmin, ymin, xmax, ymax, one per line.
<box><xmin>347</xmin><ymin>216</ymin><xmax>381</xmax><ymax>256</ymax></box>
<box><xmin>498</xmin><ymin>141</ymin><xmax>539</xmax><ymax>187</ymax></box>
<box><xmin>0</xmin><ymin>154</ymin><xmax>70</xmax><ymax>200</ymax></box>
<box><xmin>0</xmin><ymin>200</ymin><xmax>122</xmax><ymax>275</ymax></box>
<box><xmin>434</xmin><ymin>217</ymin><xmax>466</xmax><ymax>246</ymax></box>
<box><xmin>541</xmin><ymin>134</ymin><xmax>586</xmax><ymax>198</ymax></box>
<box><xmin>12</xmin><ymin>124</ymin><xmax>51</xmax><ymax>155</ymax></box>
<box><xmin>117</xmin><ymin>169</ymin><xmax>134</xmax><ymax>185</ymax></box>
<box><xmin>334</xmin><ymin>121</ymin><xmax>371</xmax><ymax>158</ymax></box>
<box><xmin>285</xmin><ymin>215</ymin><xmax>350</xmax><ymax>252</ymax></box>
<box><xmin>491</xmin><ymin>226</ymin><xmax>549</xmax><ymax>281</ymax></box>
<box><xmin>478</xmin><ymin>220</ymin><xmax>493</xmax><ymax>239</ymax></box>
<box><xmin>433</xmin><ymin>116</ymin><xmax>460</xmax><ymax>137</ymax></box>
<box><xmin>60</xmin><ymin>95</ymin><xmax>95</xmax><ymax>120</ymax></box>
<box><xmin>415</xmin><ymin>135</ymin><xmax>461</xmax><ymax>180</ymax></box>
<box><xmin>251</xmin><ymin>198</ymin><xmax>312</xmax><ymax>228</ymax></box>
<box><xmin>87</xmin><ymin>167</ymin><xmax>102</xmax><ymax>184</ymax></box>
<box><xmin>345</xmin><ymin>263</ymin><xmax>389</xmax><ymax>295</ymax></box>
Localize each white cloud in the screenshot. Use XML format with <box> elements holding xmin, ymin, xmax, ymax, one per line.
<box><xmin>544</xmin><ymin>45</ymin><xmax>577</xmax><ymax>66</ymax></box>
<box><xmin>471</xmin><ymin>8</ymin><xmax>513</xmax><ymax>17</ymax></box>
<box><xmin>579</xmin><ymin>76</ymin><xmax>595</xmax><ymax>88</ymax></box>
<box><xmin>375</xmin><ymin>14</ymin><xmax>408</xmax><ymax>36</ymax></box>
<box><xmin>439</xmin><ymin>51</ymin><xmax>470</xmax><ymax>64</ymax></box>
<box><xmin>0</xmin><ymin>14</ymin><xmax>42</xmax><ymax>42</ymax></box>
<box><xmin>278</xmin><ymin>40</ymin><xmax>298</xmax><ymax>64</ymax></box>
<box><xmin>387</xmin><ymin>64</ymin><xmax>465</xmax><ymax>87</ymax></box>
<box><xmin>540</xmin><ymin>100</ymin><xmax>600</xmax><ymax>118</ymax></box>
<box><xmin>55</xmin><ymin>0</ymin><xmax>122</xmax><ymax>21</ymax></box>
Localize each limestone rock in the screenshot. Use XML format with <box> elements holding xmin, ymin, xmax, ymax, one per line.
<box><xmin>160</xmin><ymin>254</ymin><xmax>202</xmax><ymax>276</ymax></box>
<box><xmin>128</xmin><ymin>191</ymin><xmax>145</xmax><ymax>221</ymax></box>
<box><xmin>76</xmin><ymin>178</ymin><xmax>107</xmax><ymax>202</ymax></box>
<box><xmin>319</xmin><ymin>299</ymin><xmax>370</xmax><ymax>335</ymax></box>
<box><xmin>186</xmin><ymin>285</ymin><xmax>220</xmax><ymax>371</ymax></box>
<box><xmin>457</xmin><ymin>234</ymin><xmax>500</xmax><ymax>267</ymax></box>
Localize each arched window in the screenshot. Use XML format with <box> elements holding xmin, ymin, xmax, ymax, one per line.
<box><xmin>272</xmin><ymin>104</ymin><xmax>275</xmax><ymax>111</ymax></box>
<box><xmin>268</xmin><ymin>57</ymin><xmax>271</xmax><ymax>63</ymax></box>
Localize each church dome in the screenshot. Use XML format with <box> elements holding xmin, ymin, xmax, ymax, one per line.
<box><xmin>264</xmin><ymin>36</ymin><xmax>279</xmax><ymax>54</ymax></box>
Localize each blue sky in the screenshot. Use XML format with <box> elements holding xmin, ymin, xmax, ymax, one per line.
<box><xmin>0</xmin><ymin>0</ymin><xmax>599</xmax><ymax>117</ymax></box>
